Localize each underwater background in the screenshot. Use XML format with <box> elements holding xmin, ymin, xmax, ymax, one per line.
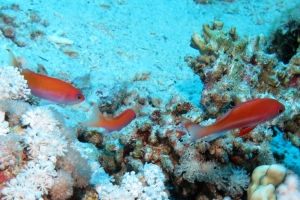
<box><xmin>0</xmin><ymin>0</ymin><xmax>300</xmax><ymax>199</ymax></box>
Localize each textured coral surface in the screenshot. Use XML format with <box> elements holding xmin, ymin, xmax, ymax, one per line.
<box><xmin>187</xmin><ymin>21</ymin><xmax>300</xmax><ymax>136</ymax></box>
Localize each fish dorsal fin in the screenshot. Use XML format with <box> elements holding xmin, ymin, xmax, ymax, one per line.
<box><xmin>215</xmin><ymin>109</ymin><xmax>232</xmax><ymax>123</ymax></box>
<box><xmin>238</xmin><ymin>125</ymin><xmax>257</xmax><ymax>136</ymax></box>
<box><xmin>215</xmin><ymin>101</ymin><xmax>248</xmax><ymax>124</ymax></box>
<box><xmin>6</xmin><ymin>49</ymin><xmax>21</xmax><ymax>71</ymax></box>
<box><xmin>22</xmin><ymin>68</ymin><xmax>35</xmax><ymax>74</ymax></box>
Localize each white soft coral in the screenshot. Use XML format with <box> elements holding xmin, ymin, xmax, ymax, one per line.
<box><xmin>2</xmin><ymin>160</ymin><xmax>57</xmax><ymax>199</ymax></box>
<box><xmin>95</xmin><ymin>163</ymin><xmax>168</xmax><ymax>200</ymax></box>
<box><xmin>22</xmin><ymin>107</ymin><xmax>58</xmax><ymax>131</ymax></box>
<box><xmin>141</xmin><ymin>163</ymin><xmax>168</xmax><ymax>199</ymax></box>
<box><xmin>121</xmin><ymin>171</ymin><xmax>144</xmax><ymax>198</ymax></box>
<box><xmin>0</xmin><ymin>65</ymin><xmax>30</xmax><ymax>100</ymax></box>
<box><xmin>2</xmin><ymin>106</ymin><xmax>69</xmax><ymax>199</ymax></box>
<box><xmin>22</xmin><ymin>107</ymin><xmax>68</xmax><ymax>163</ymax></box>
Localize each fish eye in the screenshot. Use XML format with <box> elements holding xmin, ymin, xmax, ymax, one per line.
<box><xmin>278</xmin><ymin>109</ymin><xmax>283</xmax><ymax>113</ymax></box>
<box><xmin>75</xmin><ymin>94</ymin><xmax>82</xmax><ymax>100</ymax></box>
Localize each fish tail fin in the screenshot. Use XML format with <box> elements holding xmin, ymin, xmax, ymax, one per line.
<box><xmin>184</xmin><ymin>121</ymin><xmax>225</xmax><ymax>142</ymax></box>
<box><xmin>6</xmin><ymin>49</ymin><xmax>21</xmax><ymax>71</ymax></box>
<box><xmin>184</xmin><ymin>121</ymin><xmax>207</xmax><ymax>142</ymax></box>
<box><xmin>80</xmin><ymin>103</ymin><xmax>106</xmax><ymax>127</ymax></box>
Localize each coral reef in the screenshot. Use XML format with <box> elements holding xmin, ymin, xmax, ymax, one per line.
<box><xmin>1</xmin><ymin>17</ymin><xmax>300</xmax><ymax>200</ymax></box>
<box><xmin>2</xmin><ymin>160</ymin><xmax>57</xmax><ymax>199</ymax></box>
<box><xmin>186</xmin><ymin>20</ymin><xmax>300</xmax><ymax>144</ymax></box>
<box><xmin>79</xmin><ymin>87</ymin><xmax>261</xmax><ymax>199</ymax></box>
<box><xmin>174</xmin><ymin>144</ymin><xmax>250</xmax><ymax>198</ymax></box>
<box><xmin>0</xmin><ymin>102</ymin><xmax>93</xmax><ymax>199</ymax></box>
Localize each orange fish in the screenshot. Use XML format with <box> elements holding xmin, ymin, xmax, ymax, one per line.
<box><xmin>80</xmin><ymin>104</ymin><xmax>136</xmax><ymax>132</ymax></box>
<box><xmin>7</xmin><ymin>49</ymin><xmax>85</xmax><ymax>104</ymax></box>
<box><xmin>185</xmin><ymin>98</ymin><xmax>285</xmax><ymax>142</ymax></box>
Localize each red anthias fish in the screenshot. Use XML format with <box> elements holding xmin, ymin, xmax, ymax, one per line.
<box><xmin>7</xmin><ymin>49</ymin><xmax>85</xmax><ymax>104</ymax></box>
<box><xmin>80</xmin><ymin>104</ymin><xmax>136</xmax><ymax>132</ymax></box>
<box><xmin>185</xmin><ymin>98</ymin><xmax>285</xmax><ymax>142</ymax></box>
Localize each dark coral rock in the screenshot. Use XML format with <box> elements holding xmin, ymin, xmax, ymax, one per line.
<box><xmin>99</xmin><ymin>151</ymin><xmax>117</xmax><ymax>173</ymax></box>
<box><xmin>267</xmin><ymin>20</ymin><xmax>300</xmax><ymax>64</ymax></box>
<box><xmin>84</xmin><ymin>131</ymin><xmax>103</xmax><ymax>148</ymax></box>
<box><xmin>96</xmin><ymin>84</ymin><xmax>128</xmax><ymax>114</ymax></box>
<box><xmin>172</xmin><ymin>102</ymin><xmax>192</xmax><ymax>116</ymax></box>
<box><xmin>150</xmin><ymin>110</ymin><xmax>161</xmax><ymax>122</ymax></box>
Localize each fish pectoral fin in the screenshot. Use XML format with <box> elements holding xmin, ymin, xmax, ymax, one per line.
<box><xmin>238</xmin><ymin>125</ymin><xmax>257</xmax><ymax>136</ymax></box>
